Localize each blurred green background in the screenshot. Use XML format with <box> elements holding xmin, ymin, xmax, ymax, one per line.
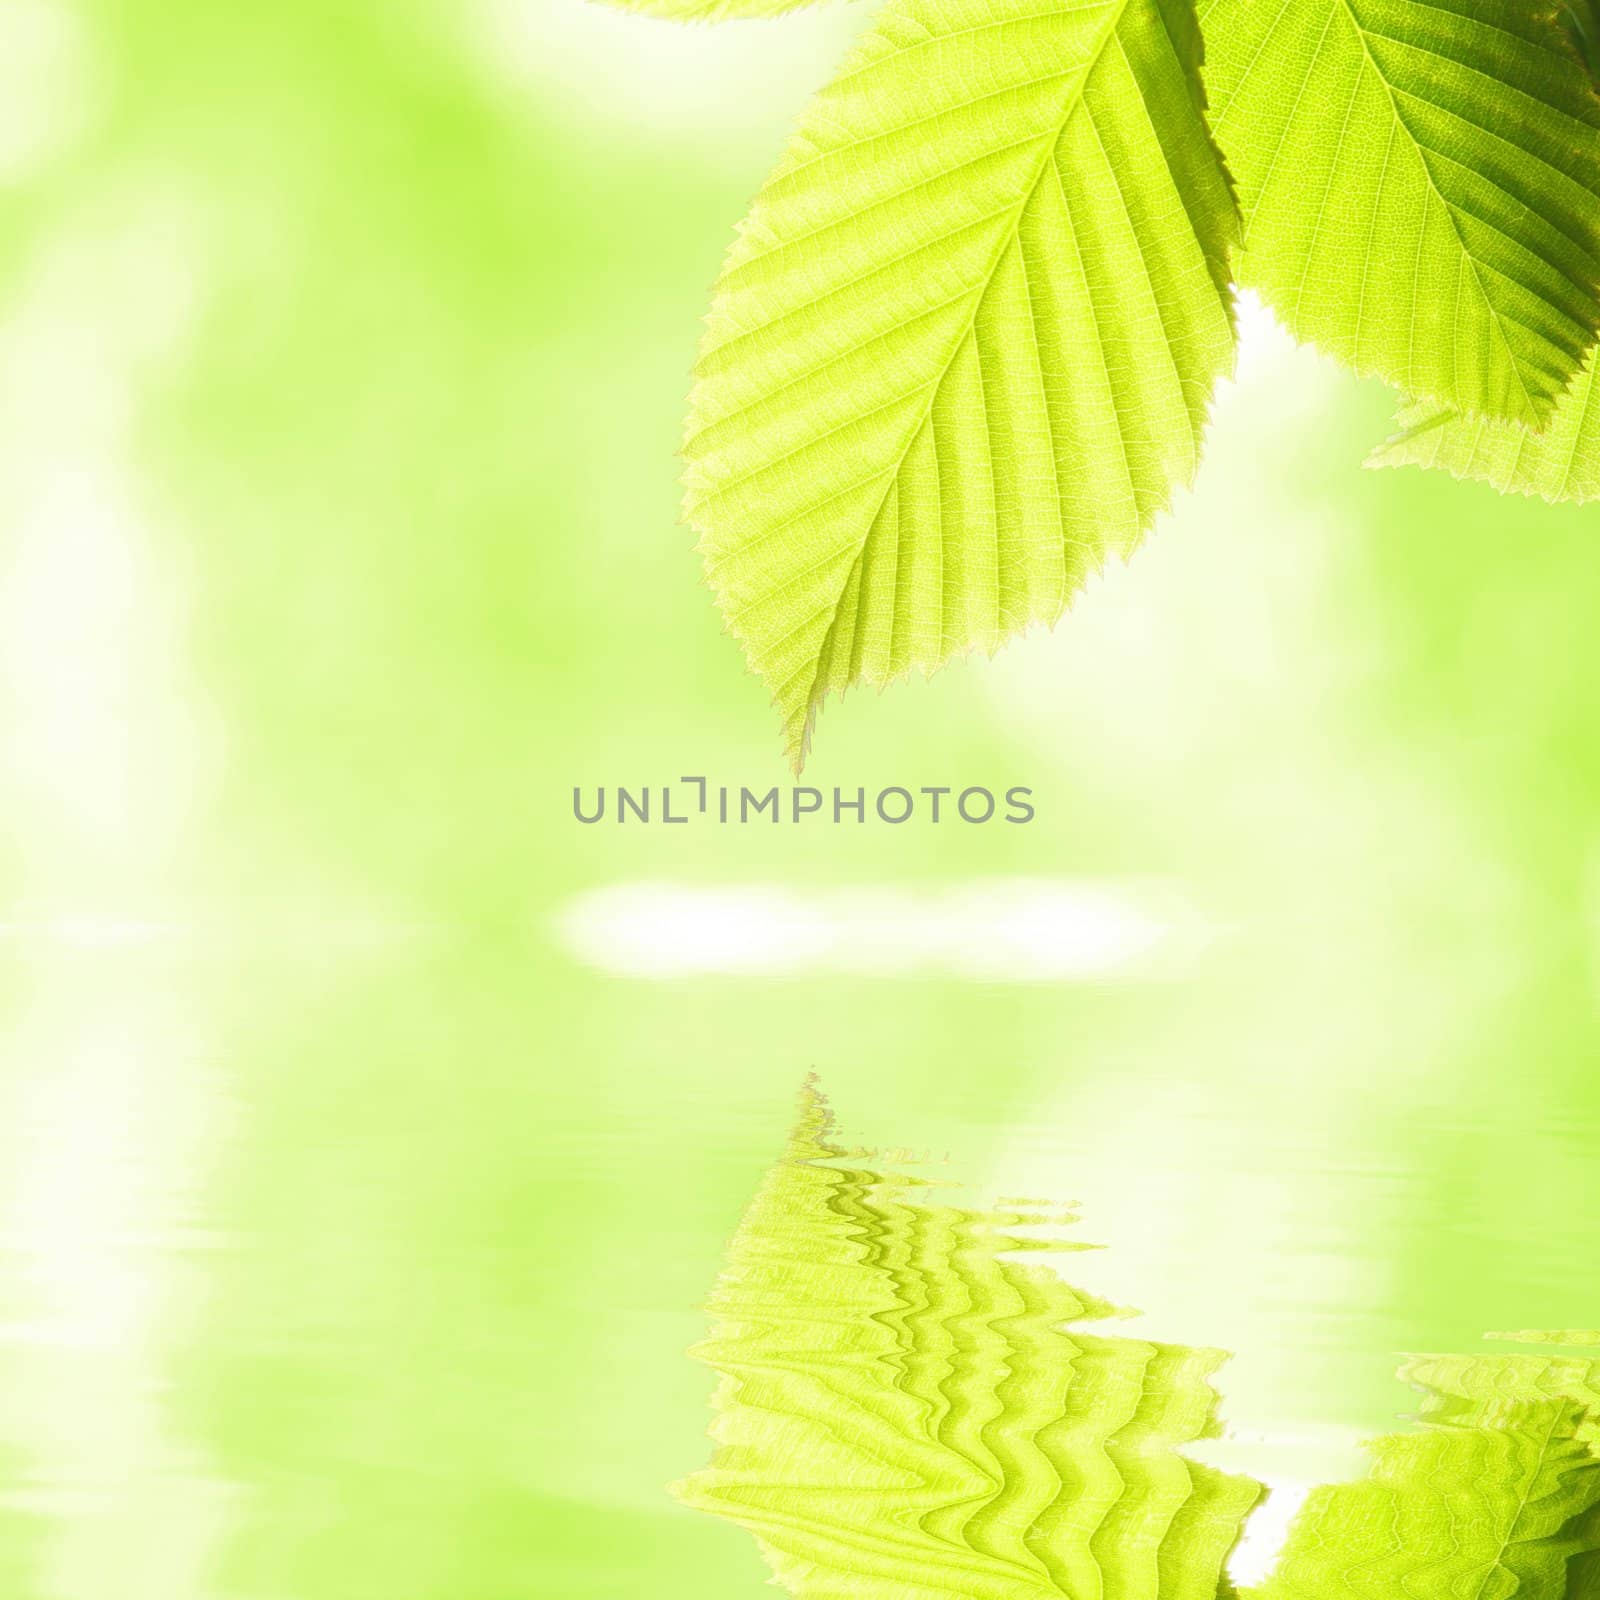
<box><xmin>1</xmin><ymin>1</ymin><xmax>1598</xmax><ymax>1594</ymax></box>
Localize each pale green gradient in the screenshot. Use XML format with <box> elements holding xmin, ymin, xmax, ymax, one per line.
<box><xmin>0</xmin><ymin>3</ymin><xmax>1596</xmax><ymax>1597</ymax></box>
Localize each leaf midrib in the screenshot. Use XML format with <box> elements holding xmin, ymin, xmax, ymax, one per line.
<box><xmin>1464</xmin><ymin>1403</ymin><xmax>1570</xmax><ymax>1600</ymax></box>
<box><xmin>793</xmin><ymin>0</ymin><xmax>1142</xmax><ymax>743</ymax></box>
<box><xmin>1313</xmin><ymin>0</ymin><xmax>1545</xmax><ymax>418</ymax></box>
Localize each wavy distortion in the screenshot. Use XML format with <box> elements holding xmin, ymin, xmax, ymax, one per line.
<box><xmin>674</xmin><ymin>1081</ymin><xmax>1262</xmax><ymax>1597</ymax></box>
<box><xmin>680</xmin><ymin>1092</ymin><xmax>1600</xmax><ymax>1600</ymax></box>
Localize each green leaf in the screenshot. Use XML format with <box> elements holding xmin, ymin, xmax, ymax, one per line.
<box><xmin>1568</xmin><ymin>0</ymin><xmax>1600</xmax><ymax>76</ymax></box>
<box><xmin>1397</xmin><ymin>1347</ymin><xmax>1600</xmax><ymax>1432</ymax></box>
<box><xmin>1360</xmin><ymin>0</ymin><xmax>1600</xmax><ymax>498</ymax></box>
<box><xmin>590</xmin><ymin>0</ymin><xmax>835</xmax><ymax>19</ymax></box>
<box><xmin>674</xmin><ymin>1080</ymin><xmax>1263</xmax><ymax>1597</ymax></box>
<box><xmin>683</xmin><ymin>0</ymin><xmax>1239</xmax><ymax>770</ymax></box>
<box><xmin>1197</xmin><ymin>0</ymin><xmax>1600</xmax><ymax>428</ymax></box>
<box><xmin>1366</xmin><ymin>354</ymin><xmax>1600</xmax><ymax>502</ymax></box>
<box><xmin>1254</xmin><ymin>1386</ymin><xmax>1600</xmax><ymax>1600</ymax></box>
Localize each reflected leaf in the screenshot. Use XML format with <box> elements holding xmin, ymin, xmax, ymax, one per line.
<box><xmin>674</xmin><ymin>1079</ymin><xmax>1262</xmax><ymax>1597</ymax></box>
<box><xmin>1255</xmin><ymin>1352</ymin><xmax>1600</xmax><ymax>1600</ymax></box>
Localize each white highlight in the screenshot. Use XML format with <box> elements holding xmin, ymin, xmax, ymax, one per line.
<box><xmin>558</xmin><ymin>878</ymin><xmax>1204</xmax><ymax>980</ymax></box>
<box><xmin>1197</xmin><ymin>1428</ymin><xmax>1367</xmax><ymax>1587</ymax></box>
<box><xmin>1229</xmin><ymin>1477</ymin><xmax>1311</xmax><ymax>1588</ymax></box>
<box><xmin>0</xmin><ymin>0</ymin><xmax>96</xmax><ymax>184</ymax></box>
<box><xmin>0</xmin><ymin>916</ymin><xmax>178</xmax><ymax>950</ymax></box>
<box><xmin>0</xmin><ymin>187</ymin><xmax>210</xmax><ymax>882</ymax></box>
<box><xmin>0</xmin><ymin>186</ymin><xmax>229</xmax><ymax>1597</ymax></box>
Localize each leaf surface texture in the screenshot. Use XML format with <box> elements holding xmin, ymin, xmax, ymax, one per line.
<box><xmin>684</xmin><ymin>0</ymin><xmax>1239</xmax><ymax>768</ymax></box>
<box><xmin>1568</xmin><ymin>0</ymin><xmax>1600</xmax><ymax>75</ymax></box>
<box><xmin>1368</xmin><ymin>356</ymin><xmax>1600</xmax><ymax>501</ymax></box>
<box><xmin>1198</xmin><ymin>0</ymin><xmax>1600</xmax><ymax>426</ymax></box>
<box><xmin>1254</xmin><ymin>1361</ymin><xmax>1600</xmax><ymax>1600</ymax></box>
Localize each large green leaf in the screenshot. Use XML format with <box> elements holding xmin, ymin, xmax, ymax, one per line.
<box><xmin>1198</xmin><ymin>0</ymin><xmax>1600</xmax><ymax>428</ymax></box>
<box><xmin>1367</xmin><ymin>356</ymin><xmax>1600</xmax><ymax>502</ymax></box>
<box><xmin>674</xmin><ymin>1080</ymin><xmax>1262</xmax><ymax>1597</ymax></box>
<box><xmin>683</xmin><ymin>0</ymin><xmax>1239</xmax><ymax>769</ymax></box>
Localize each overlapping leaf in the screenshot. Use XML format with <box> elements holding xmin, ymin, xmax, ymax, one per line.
<box><xmin>1399</xmin><ymin>1345</ymin><xmax>1600</xmax><ymax>1430</ymax></box>
<box><xmin>1256</xmin><ymin>1342</ymin><xmax>1600</xmax><ymax>1600</ymax></box>
<box><xmin>684</xmin><ymin>0</ymin><xmax>1239</xmax><ymax>769</ymax></box>
<box><xmin>1365</xmin><ymin>0</ymin><xmax>1600</xmax><ymax>501</ymax></box>
<box><xmin>674</xmin><ymin>1081</ymin><xmax>1262</xmax><ymax>1597</ymax></box>
<box><xmin>1256</xmin><ymin>1404</ymin><xmax>1600</xmax><ymax>1600</ymax></box>
<box><xmin>1198</xmin><ymin>0</ymin><xmax>1600</xmax><ymax>427</ymax></box>
<box><xmin>1367</xmin><ymin>362</ymin><xmax>1600</xmax><ymax>501</ymax></box>
<box><xmin>1568</xmin><ymin>0</ymin><xmax>1600</xmax><ymax>75</ymax></box>
<box><xmin>1253</xmin><ymin>1359</ymin><xmax>1600</xmax><ymax>1600</ymax></box>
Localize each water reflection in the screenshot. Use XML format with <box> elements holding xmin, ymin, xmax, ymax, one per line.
<box><xmin>676</xmin><ymin>1079</ymin><xmax>1262</xmax><ymax>1598</ymax></box>
<box><xmin>680</xmin><ymin>1088</ymin><xmax>1600</xmax><ymax>1600</ymax></box>
<box><xmin>0</xmin><ymin>969</ymin><xmax>228</xmax><ymax>1600</ymax></box>
<box><xmin>1</xmin><ymin>3</ymin><xmax>1598</xmax><ymax>1597</ymax></box>
<box><xmin>0</xmin><ymin>145</ymin><xmax>225</xmax><ymax>1599</ymax></box>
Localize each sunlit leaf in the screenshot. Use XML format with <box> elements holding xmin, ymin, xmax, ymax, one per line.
<box><xmin>1367</xmin><ymin>357</ymin><xmax>1600</xmax><ymax>502</ymax></box>
<box><xmin>1255</xmin><ymin>1381</ymin><xmax>1600</xmax><ymax>1600</ymax></box>
<box><xmin>683</xmin><ymin>0</ymin><xmax>1239</xmax><ymax>769</ymax></box>
<box><xmin>1199</xmin><ymin>0</ymin><xmax>1600</xmax><ymax>427</ymax></box>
